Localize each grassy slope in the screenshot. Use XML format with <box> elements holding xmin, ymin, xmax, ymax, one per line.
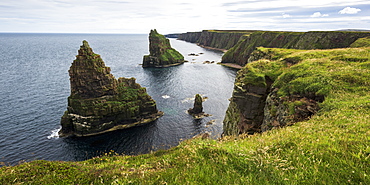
<box><xmin>1</xmin><ymin>48</ymin><xmax>370</xmax><ymax>184</ymax></box>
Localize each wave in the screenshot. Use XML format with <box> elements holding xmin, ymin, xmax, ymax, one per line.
<box><xmin>47</xmin><ymin>126</ymin><xmax>61</xmax><ymax>139</ymax></box>
<box><xmin>162</xmin><ymin>95</ymin><xmax>170</xmax><ymax>99</ymax></box>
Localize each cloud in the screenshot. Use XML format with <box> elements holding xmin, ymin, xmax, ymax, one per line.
<box><xmin>310</xmin><ymin>12</ymin><xmax>329</xmax><ymax>18</ymax></box>
<box><xmin>282</xmin><ymin>13</ymin><xmax>291</xmax><ymax>18</ymax></box>
<box><xmin>338</xmin><ymin>7</ymin><xmax>361</xmax><ymax>14</ymax></box>
<box><xmin>1</xmin><ymin>0</ymin><xmax>370</xmax><ymax>33</ymax></box>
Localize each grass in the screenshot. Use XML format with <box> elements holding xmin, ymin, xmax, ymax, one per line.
<box><xmin>1</xmin><ymin>47</ymin><xmax>370</xmax><ymax>184</ymax></box>
<box><xmin>350</xmin><ymin>36</ymin><xmax>370</xmax><ymax>48</ymax></box>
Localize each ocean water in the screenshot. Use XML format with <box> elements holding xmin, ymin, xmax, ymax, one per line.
<box><xmin>0</xmin><ymin>33</ymin><xmax>237</xmax><ymax>165</ymax></box>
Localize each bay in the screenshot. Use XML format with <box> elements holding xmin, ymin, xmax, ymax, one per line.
<box><xmin>0</xmin><ymin>33</ymin><xmax>237</xmax><ymax>165</ymax></box>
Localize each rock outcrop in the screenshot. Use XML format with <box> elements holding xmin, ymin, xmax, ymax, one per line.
<box><xmin>222</xmin><ymin>46</ymin><xmax>361</xmax><ymax>136</ymax></box>
<box><xmin>222</xmin><ymin>65</ymin><xmax>273</xmax><ymax>135</ymax></box>
<box><xmin>221</xmin><ymin>31</ymin><xmax>370</xmax><ymax>66</ymax></box>
<box><xmin>143</xmin><ymin>29</ymin><xmax>185</xmax><ymax>68</ymax></box>
<box><xmin>59</xmin><ymin>40</ymin><xmax>163</xmax><ymax>137</ymax></box>
<box><xmin>188</xmin><ymin>94</ymin><xmax>203</xmax><ymax>114</ymax></box>
<box><xmin>188</xmin><ymin>94</ymin><xmax>211</xmax><ymax>119</ymax></box>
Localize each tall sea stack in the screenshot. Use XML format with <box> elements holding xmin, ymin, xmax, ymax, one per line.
<box><xmin>143</xmin><ymin>29</ymin><xmax>185</xmax><ymax>67</ymax></box>
<box><xmin>187</xmin><ymin>94</ymin><xmax>211</xmax><ymax>119</ymax></box>
<box><xmin>188</xmin><ymin>94</ymin><xmax>203</xmax><ymax>115</ymax></box>
<box><xmin>59</xmin><ymin>40</ymin><xmax>163</xmax><ymax>137</ymax></box>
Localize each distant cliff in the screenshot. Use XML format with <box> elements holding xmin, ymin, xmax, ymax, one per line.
<box><xmin>60</xmin><ymin>41</ymin><xmax>163</xmax><ymax>137</ymax></box>
<box><xmin>221</xmin><ymin>31</ymin><xmax>370</xmax><ymax>66</ymax></box>
<box><xmin>143</xmin><ymin>29</ymin><xmax>185</xmax><ymax>67</ymax></box>
<box><xmin>223</xmin><ymin>46</ymin><xmax>370</xmax><ymax>136</ymax></box>
<box><xmin>178</xmin><ymin>30</ymin><xmax>258</xmax><ymax>50</ymax></box>
<box><xmin>177</xmin><ymin>31</ymin><xmax>202</xmax><ymax>43</ymax></box>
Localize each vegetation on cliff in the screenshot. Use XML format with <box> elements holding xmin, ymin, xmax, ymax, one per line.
<box><xmin>224</xmin><ymin>46</ymin><xmax>370</xmax><ymax>135</ymax></box>
<box><xmin>1</xmin><ymin>47</ymin><xmax>369</xmax><ymax>184</ymax></box>
<box><xmin>222</xmin><ymin>31</ymin><xmax>370</xmax><ymax>66</ymax></box>
<box><xmin>350</xmin><ymin>36</ymin><xmax>370</xmax><ymax>48</ymax></box>
<box><xmin>60</xmin><ymin>41</ymin><xmax>163</xmax><ymax>137</ymax></box>
<box><xmin>143</xmin><ymin>29</ymin><xmax>184</xmax><ymax>67</ymax></box>
<box><xmin>177</xmin><ymin>30</ymin><xmax>258</xmax><ymax>51</ymax></box>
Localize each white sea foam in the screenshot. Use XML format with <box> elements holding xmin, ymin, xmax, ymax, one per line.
<box><xmin>162</xmin><ymin>95</ymin><xmax>170</xmax><ymax>99</ymax></box>
<box><xmin>47</xmin><ymin>127</ymin><xmax>61</xmax><ymax>139</ymax></box>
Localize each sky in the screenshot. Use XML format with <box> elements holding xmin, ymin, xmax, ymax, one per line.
<box><xmin>0</xmin><ymin>0</ymin><xmax>369</xmax><ymax>34</ymax></box>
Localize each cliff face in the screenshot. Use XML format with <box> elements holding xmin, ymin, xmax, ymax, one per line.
<box><xmin>223</xmin><ymin>46</ymin><xmax>370</xmax><ymax>136</ymax></box>
<box><xmin>222</xmin><ymin>65</ymin><xmax>273</xmax><ymax>135</ymax></box>
<box><xmin>60</xmin><ymin>41</ymin><xmax>163</xmax><ymax>137</ymax></box>
<box><xmin>197</xmin><ymin>30</ymin><xmax>255</xmax><ymax>50</ymax></box>
<box><xmin>221</xmin><ymin>31</ymin><xmax>370</xmax><ymax>66</ymax></box>
<box><xmin>143</xmin><ymin>29</ymin><xmax>184</xmax><ymax>67</ymax></box>
<box><xmin>178</xmin><ymin>30</ymin><xmax>257</xmax><ymax>50</ymax></box>
<box><xmin>177</xmin><ymin>32</ymin><xmax>202</xmax><ymax>43</ymax></box>
<box><xmin>69</xmin><ymin>41</ymin><xmax>117</xmax><ymax>99</ymax></box>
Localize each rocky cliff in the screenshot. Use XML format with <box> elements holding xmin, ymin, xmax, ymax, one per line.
<box><xmin>178</xmin><ymin>30</ymin><xmax>257</xmax><ymax>50</ymax></box>
<box><xmin>223</xmin><ymin>46</ymin><xmax>370</xmax><ymax>136</ymax></box>
<box><xmin>221</xmin><ymin>31</ymin><xmax>370</xmax><ymax>66</ymax></box>
<box><xmin>177</xmin><ymin>31</ymin><xmax>202</xmax><ymax>43</ymax></box>
<box><xmin>60</xmin><ymin>40</ymin><xmax>163</xmax><ymax>137</ymax></box>
<box><xmin>188</xmin><ymin>94</ymin><xmax>203</xmax><ymax>115</ymax></box>
<box><xmin>143</xmin><ymin>29</ymin><xmax>184</xmax><ymax>67</ymax></box>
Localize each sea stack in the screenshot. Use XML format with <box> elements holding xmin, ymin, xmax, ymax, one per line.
<box><xmin>59</xmin><ymin>40</ymin><xmax>163</xmax><ymax>137</ymax></box>
<box><xmin>143</xmin><ymin>29</ymin><xmax>185</xmax><ymax>67</ymax></box>
<box><xmin>188</xmin><ymin>94</ymin><xmax>211</xmax><ymax>119</ymax></box>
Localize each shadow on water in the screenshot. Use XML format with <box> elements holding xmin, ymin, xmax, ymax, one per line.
<box><xmin>62</xmin><ymin>120</ymin><xmax>161</xmax><ymax>161</ymax></box>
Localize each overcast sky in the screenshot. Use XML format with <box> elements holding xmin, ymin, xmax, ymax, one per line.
<box><xmin>0</xmin><ymin>0</ymin><xmax>369</xmax><ymax>34</ymax></box>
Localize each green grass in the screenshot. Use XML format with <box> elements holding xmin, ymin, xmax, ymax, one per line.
<box><xmin>1</xmin><ymin>47</ymin><xmax>370</xmax><ymax>184</ymax></box>
<box><xmin>350</xmin><ymin>36</ymin><xmax>370</xmax><ymax>48</ymax></box>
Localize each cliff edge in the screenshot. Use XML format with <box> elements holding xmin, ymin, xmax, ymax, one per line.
<box><xmin>59</xmin><ymin>40</ymin><xmax>163</xmax><ymax>137</ymax></box>
<box><xmin>221</xmin><ymin>31</ymin><xmax>370</xmax><ymax>66</ymax></box>
<box><xmin>143</xmin><ymin>29</ymin><xmax>184</xmax><ymax>68</ymax></box>
<box><xmin>223</xmin><ymin>46</ymin><xmax>370</xmax><ymax>136</ymax></box>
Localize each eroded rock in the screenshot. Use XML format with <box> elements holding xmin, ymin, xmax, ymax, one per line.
<box><xmin>59</xmin><ymin>40</ymin><xmax>163</xmax><ymax>137</ymax></box>
<box><xmin>143</xmin><ymin>29</ymin><xmax>184</xmax><ymax>67</ymax></box>
<box><xmin>188</xmin><ymin>94</ymin><xmax>211</xmax><ymax>119</ymax></box>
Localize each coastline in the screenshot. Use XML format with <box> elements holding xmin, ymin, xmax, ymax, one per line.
<box><xmin>141</xmin><ymin>61</ymin><xmax>185</xmax><ymax>68</ymax></box>
<box><xmin>61</xmin><ymin>111</ymin><xmax>164</xmax><ymax>137</ymax></box>
<box><xmin>197</xmin><ymin>44</ymin><xmax>228</xmax><ymax>53</ymax></box>
<box><xmin>218</xmin><ymin>62</ymin><xmax>243</xmax><ymax>69</ymax></box>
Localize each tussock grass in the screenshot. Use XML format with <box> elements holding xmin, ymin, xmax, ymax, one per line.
<box><xmin>1</xmin><ymin>47</ymin><xmax>370</xmax><ymax>184</ymax></box>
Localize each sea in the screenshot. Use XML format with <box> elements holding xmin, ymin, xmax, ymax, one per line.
<box><xmin>0</xmin><ymin>33</ymin><xmax>237</xmax><ymax>166</ymax></box>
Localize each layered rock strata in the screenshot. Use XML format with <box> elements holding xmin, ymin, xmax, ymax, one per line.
<box><xmin>223</xmin><ymin>47</ymin><xmax>330</xmax><ymax>136</ymax></box>
<box><xmin>143</xmin><ymin>29</ymin><xmax>184</xmax><ymax>67</ymax></box>
<box><xmin>178</xmin><ymin>30</ymin><xmax>257</xmax><ymax>51</ymax></box>
<box><xmin>59</xmin><ymin>40</ymin><xmax>163</xmax><ymax>137</ymax></box>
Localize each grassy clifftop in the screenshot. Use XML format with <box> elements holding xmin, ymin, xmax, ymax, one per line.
<box><xmin>1</xmin><ymin>47</ymin><xmax>370</xmax><ymax>184</ymax></box>
<box><xmin>222</xmin><ymin>31</ymin><xmax>370</xmax><ymax>66</ymax></box>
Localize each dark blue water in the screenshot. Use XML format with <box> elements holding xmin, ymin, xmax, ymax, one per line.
<box><xmin>0</xmin><ymin>33</ymin><xmax>237</xmax><ymax>165</ymax></box>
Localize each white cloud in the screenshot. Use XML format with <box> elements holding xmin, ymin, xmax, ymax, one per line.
<box><xmin>1</xmin><ymin>0</ymin><xmax>370</xmax><ymax>33</ymax></box>
<box><xmin>282</xmin><ymin>13</ymin><xmax>291</xmax><ymax>18</ymax></box>
<box><xmin>338</xmin><ymin>7</ymin><xmax>361</xmax><ymax>14</ymax></box>
<box><xmin>310</xmin><ymin>12</ymin><xmax>329</xmax><ymax>18</ymax></box>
